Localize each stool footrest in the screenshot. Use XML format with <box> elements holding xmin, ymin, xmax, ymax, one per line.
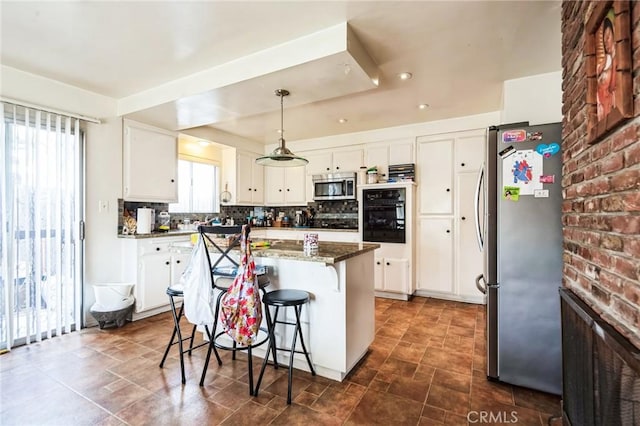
<box><xmin>211</xmin><ymin>327</ymin><xmax>270</xmax><ymax>352</ymax></box>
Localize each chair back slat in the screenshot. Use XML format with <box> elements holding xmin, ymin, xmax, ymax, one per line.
<box><xmin>198</xmin><ymin>225</ymin><xmax>246</xmax><ymax>284</ymax></box>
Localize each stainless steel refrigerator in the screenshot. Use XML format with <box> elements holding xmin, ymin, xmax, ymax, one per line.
<box><xmin>474</xmin><ymin>122</ymin><xmax>563</xmax><ymax>395</ymax></box>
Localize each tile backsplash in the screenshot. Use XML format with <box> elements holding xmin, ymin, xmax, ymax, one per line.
<box><xmin>118</xmin><ymin>199</ymin><xmax>359</xmax><ymax>233</ymax></box>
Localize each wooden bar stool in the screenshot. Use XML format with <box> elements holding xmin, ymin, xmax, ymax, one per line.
<box><xmin>254</xmin><ymin>289</ymin><xmax>316</xmax><ymax>404</ymax></box>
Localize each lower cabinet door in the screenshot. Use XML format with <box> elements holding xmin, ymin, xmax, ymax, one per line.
<box><xmin>383</xmin><ymin>258</ymin><xmax>409</xmax><ymax>293</ymax></box>
<box><xmin>418</xmin><ymin>218</ymin><xmax>454</xmax><ymax>293</ymax></box>
<box><xmin>170</xmin><ymin>253</ymin><xmax>190</xmax><ymax>287</ymax></box>
<box><xmin>138</xmin><ymin>254</ymin><xmax>171</xmax><ymax>312</ymax></box>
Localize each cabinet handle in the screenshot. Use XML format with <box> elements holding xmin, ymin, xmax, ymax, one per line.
<box><xmin>326</xmin><ymin>167</ymin><xmax>330</xmax><ymax>171</ymax></box>
<box><xmin>446</xmin><ymin>229</ymin><xmax>451</xmax><ymax>233</ymax></box>
<box><xmin>286</xmin><ymin>188</ymin><xmax>290</xmax><ymax>192</ymax></box>
<box><xmin>279</xmin><ymin>189</ymin><xmax>282</xmax><ymax>192</ymax></box>
<box><xmin>156</xmin><ymin>247</ymin><xmax>160</xmax><ymax>251</ymax></box>
<box><xmin>446</xmin><ymin>188</ymin><xmax>450</xmax><ymax>192</ymax></box>
<box><xmin>461</xmin><ymin>163</ymin><xmax>466</xmax><ymax>167</ymax></box>
<box><xmin>336</xmin><ymin>166</ymin><xmax>340</xmax><ymax>170</ymax></box>
<box><xmin>171</xmin><ymin>179</ymin><xmax>175</xmax><ymax>183</ymax></box>
<box><xmin>376</xmin><ymin>261</ymin><xmax>381</xmax><ymax>265</ymax></box>
<box><xmin>386</xmin><ymin>262</ymin><xmax>390</xmax><ymax>266</ymax></box>
<box><xmin>176</xmin><ymin>260</ymin><xmax>181</xmax><ymax>264</ymax></box>
<box><xmin>461</xmin><ymin>216</ymin><xmax>466</xmax><ymax>220</ymax></box>
<box><xmin>254</xmin><ymin>189</ymin><xmax>257</xmax><ymax>192</ymax></box>
<box><xmin>248</xmin><ymin>188</ymin><xmax>252</xmax><ymax>191</ymax></box>
<box><xmin>165</xmin><ymin>261</ymin><xmax>170</xmax><ymax>265</ymax></box>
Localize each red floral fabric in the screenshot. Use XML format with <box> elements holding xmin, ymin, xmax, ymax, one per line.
<box><xmin>219</xmin><ymin>225</ymin><xmax>262</xmax><ymax>346</ymax></box>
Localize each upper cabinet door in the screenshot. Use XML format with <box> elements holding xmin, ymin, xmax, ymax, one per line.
<box><xmin>304</xmin><ymin>149</ymin><xmax>363</xmax><ymax>175</ymax></box>
<box><xmin>305</xmin><ymin>152</ymin><xmax>332</xmax><ymax>175</ymax></box>
<box><xmin>454</xmin><ymin>133</ymin><xmax>485</xmax><ymax>173</ymax></box>
<box><xmin>236</xmin><ymin>151</ymin><xmax>264</xmax><ymax>205</ymax></box>
<box><xmin>365</xmin><ymin>139</ymin><xmax>414</xmax><ymax>180</ymax></box>
<box><xmin>417</xmin><ymin>138</ymin><xmax>454</xmax><ymax>214</ymax></box>
<box><xmin>265</xmin><ymin>166</ymin><xmax>306</xmax><ymax>206</ymax></box>
<box><xmin>123</xmin><ymin>120</ymin><xmax>178</xmax><ymax>202</ymax></box>
<box><xmin>333</xmin><ymin>148</ymin><xmax>363</xmax><ymax>172</ymax></box>
<box><xmin>388</xmin><ymin>140</ymin><xmax>414</xmax><ymax>165</ymax></box>
<box><xmin>365</xmin><ymin>145</ymin><xmax>389</xmax><ymax>179</ymax></box>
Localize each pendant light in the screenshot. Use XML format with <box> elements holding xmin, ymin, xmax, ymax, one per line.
<box><xmin>256</xmin><ymin>89</ymin><xmax>308</xmax><ymax>167</ymax></box>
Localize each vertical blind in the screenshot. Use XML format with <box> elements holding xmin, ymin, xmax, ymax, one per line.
<box><xmin>0</xmin><ymin>102</ymin><xmax>83</xmax><ymax>350</ymax></box>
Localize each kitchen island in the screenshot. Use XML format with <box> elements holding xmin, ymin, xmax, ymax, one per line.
<box><xmin>172</xmin><ymin>238</ymin><xmax>379</xmax><ymax>381</ymax></box>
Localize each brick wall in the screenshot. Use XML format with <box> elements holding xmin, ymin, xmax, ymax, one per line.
<box><xmin>562</xmin><ymin>1</ymin><xmax>640</xmax><ymax>348</ymax></box>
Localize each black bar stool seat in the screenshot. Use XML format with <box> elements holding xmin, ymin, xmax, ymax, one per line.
<box><xmin>254</xmin><ymin>289</ymin><xmax>316</xmax><ymax>404</ymax></box>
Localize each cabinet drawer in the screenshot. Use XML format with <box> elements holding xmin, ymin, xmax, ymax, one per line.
<box><xmin>138</xmin><ymin>242</ymin><xmax>171</xmax><ymax>255</ymax></box>
<box><xmin>136</xmin><ymin>236</ymin><xmax>190</xmax><ymax>255</ymax></box>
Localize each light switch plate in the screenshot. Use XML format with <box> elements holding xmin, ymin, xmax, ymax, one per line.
<box><xmin>534</xmin><ymin>189</ymin><xmax>549</xmax><ymax>198</ymax></box>
<box><xmin>98</xmin><ymin>200</ymin><xmax>109</xmax><ymax>212</ymax></box>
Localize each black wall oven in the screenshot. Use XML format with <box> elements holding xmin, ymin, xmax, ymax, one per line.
<box><xmin>362</xmin><ymin>188</ymin><xmax>406</xmax><ymax>243</ymax></box>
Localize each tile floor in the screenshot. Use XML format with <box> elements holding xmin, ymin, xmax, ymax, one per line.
<box><xmin>0</xmin><ymin>297</ymin><xmax>562</xmax><ymax>425</ymax></box>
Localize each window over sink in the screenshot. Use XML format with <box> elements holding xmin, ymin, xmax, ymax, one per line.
<box><xmin>169</xmin><ymin>159</ymin><xmax>219</xmax><ymax>213</ymax></box>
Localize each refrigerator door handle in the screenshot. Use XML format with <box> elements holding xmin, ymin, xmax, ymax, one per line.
<box><xmin>475</xmin><ymin>274</ymin><xmax>487</xmax><ymax>294</ymax></box>
<box><xmin>474</xmin><ymin>164</ymin><xmax>484</xmax><ymax>251</ymax></box>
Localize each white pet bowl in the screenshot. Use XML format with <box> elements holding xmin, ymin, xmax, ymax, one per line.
<box><xmin>93</xmin><ymin>283</ymin><xmax>134</xmax><ymax>310</ymax></box>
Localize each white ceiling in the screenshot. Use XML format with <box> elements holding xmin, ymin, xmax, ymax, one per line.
<box><xmin>0</xmin><ymin>1</ymin><xmax>562</xmax><ymax>144</ymax></box>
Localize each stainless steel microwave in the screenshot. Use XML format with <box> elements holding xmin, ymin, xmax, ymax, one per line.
<box><xmin>312</xmin><ymin>172</ymin><xmax>357</xmax><ymax>201</ymax></box>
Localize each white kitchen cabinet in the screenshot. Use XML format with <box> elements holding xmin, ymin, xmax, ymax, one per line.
<box><xmin>417</xmin><ymin>218</ymin><xmax>454</xmax><ymax>294</ymax></box>
<box><xmin>265</xmin><ymin>166</ymin><xmax>306</xmax><ymax>205</ymax></box>
<box><xmin>123</xmin><ymin>119</ymin><xmax>178</xmax><ymax>202</ymax></box>
<box><xmin>304</xmin><ymin>148</ymin><xmax>364</xmax><ymax>175</ymax></box>
<box><xmin>374</xmin><ymin>257</ymin><xmax>409</xmax><ymax>294</ymax></box>
<box><xmin>364</xmin><ymin>139</ymin><xmax>414</xmax><ymax>180</ymax></box>
<box><xmin>170</xmin><ymin>252</ymin><xmax>190</xmax><ymax>287</ymax></box>
<box><xmin>121</xmin><ymin>235</ymin><xmax>191</xmax><ymax>318</ymax></box>
<box><xmin>454</xmin><ymin>133</ymin><xmax>485</xmax><ymax>173</ymax></box>
<box><xmin>138</xmin><ymin>253</ymin><xmax>172</xmax><ymax>311</ymax></box>
<box><xmin>222</xmin><ymin>149</ymin><xmax>264</xmax><ymax>205</ymax></box>
<box><xmin>415</xmin><ymin>128</ymin><xmax>485</xmax><ymax>304</ymax></box>
<box><xmin>417</xmin><ymin>138</ymin><xmax>453</xmax><ymax>214</ymax></box>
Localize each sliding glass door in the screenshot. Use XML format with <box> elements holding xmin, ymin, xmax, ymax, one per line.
<box><xmin>0</xmin><ymin>103</ymin><xmax>84</xmax><ymax>350</ymax></box>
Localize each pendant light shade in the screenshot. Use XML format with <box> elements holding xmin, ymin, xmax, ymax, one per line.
<box><xmin>256</xmin><ymin>89</ymin><xmax>308</xmax><ymax>167</ymax></box>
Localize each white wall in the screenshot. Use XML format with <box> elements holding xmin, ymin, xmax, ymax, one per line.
<box><xmin>1</xmin><ymin>66</ymin><xmax>122</xmax><ymax>325</ymax></box>
<box><xmin>1</xmin><ymin>65</ymin><xmax>116</xmax><ymax>119</ymax></box>
<box><xmin>501</xmin><ymin>71</ymin><xmax>562</xmax><ymax>125</ymax></box>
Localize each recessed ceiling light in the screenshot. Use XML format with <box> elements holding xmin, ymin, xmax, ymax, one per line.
<box><xmin>418</xmin><ymin>103</ymin><xmax>430</xmax><ymax>110</ymax></box>
<box><xmin>398</xmin><ymin>72</ymin><xmax>413</xmax><ymax>80</ymax></box>
<box><xmin>338</xmin><ymin>118</ymin><xmax>348</xmax><ymax>124</ymax></box>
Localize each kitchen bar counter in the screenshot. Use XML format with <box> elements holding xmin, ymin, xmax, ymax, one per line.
<box><xmin>171</xmin><ymin>239</ymin><xmax>378</xmax><ymax>265</ymax></box>
<box><xmin>174</xmin><ymin>238</ymin><xmax>378</xmax><ymax>381</ymax></box>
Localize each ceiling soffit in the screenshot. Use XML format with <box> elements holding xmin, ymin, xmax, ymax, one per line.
<box><xmin>122</xmin><ymin>23</ymin><xmax>379</xmax><ymax>133</ymax></box>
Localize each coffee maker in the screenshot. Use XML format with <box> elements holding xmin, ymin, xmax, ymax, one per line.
<box><xmin>294</xmin><ymin>210</ymin><xmax>307</xmax><ymax>227</ymax></box>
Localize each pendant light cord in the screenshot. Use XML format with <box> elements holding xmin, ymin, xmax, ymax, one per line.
<box><xmin>279</xmin><ymin>89</ymin><xmax>285</xmax><ymax>143</ymax></box>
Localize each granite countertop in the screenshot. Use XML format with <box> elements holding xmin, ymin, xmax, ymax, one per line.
<box><xmin>117</xmin><ymin>230</ymin><xmax>195</xmax><ymax>239</ymax></box>
<box><xmin>171</xmin><ymin>239</ymin><xmax>379</xmax><ymax>264</ymax></box>
<box><xmin>118</xmin><ymin>227</ymin><xmax>358</xmax><ymax>239</ymax></box>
